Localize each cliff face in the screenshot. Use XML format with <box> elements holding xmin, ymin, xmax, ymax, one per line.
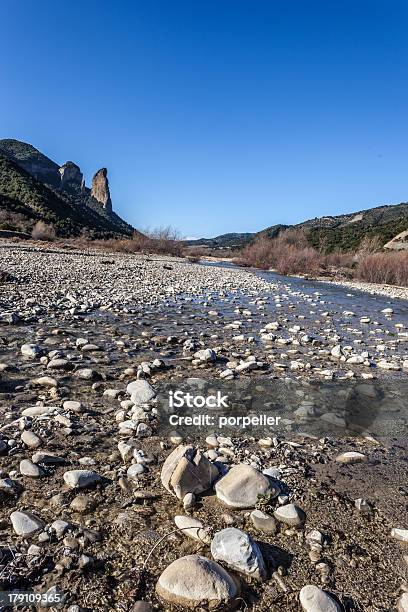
<box><xmin>59</xmin><ymin>161</ymin><xmax>83</xmax><ymax>193</ymax></box>
<box><xmin>91</xmin><ymin>168</ymin><xmax>112</xmax><ymax>212</ymax></box>
<box><xmin>0</xmin><ymin>139</ymin><xmax>134</xmax><ymax>237</ymax></box>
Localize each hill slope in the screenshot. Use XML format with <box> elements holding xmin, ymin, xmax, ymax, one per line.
<box><xmin>187</xmin><ymin>203</ymin><xmax>408</xmax><ymax>252</ymax></box>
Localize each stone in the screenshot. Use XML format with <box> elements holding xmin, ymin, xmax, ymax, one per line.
<box><xmin>161</xmin><ymin>445</ymin><xmax>219</xmax><ymax>500</ymax></box>
<box><xmin>21</xmin><ymin>406</ymin><xmax>55</xmax><ymax>417</ymax></box>
<box><xmin>211</xmin><ymin>527</ymin><xmax>267</xmax><ymax>580</ymax></box>
<box><xmin>250</xmin><ymin>509</ymin><xmax>278</xmax><ymax>533</ymax></box>
<box><xmin>397</xmin><ymin>593</ymin><xmax>408</xmax><ymax>612</ymax></box>
<box><xmin>91</xmin><ymin>167</ymin><xmax>112</xmax><ymax>212</ymax></box>
<box><xmin>10</xmin><ymin>511</ymin><xmax>45</xmax><ymax>537</ymax></box>
<box><xmin>215</xmin><ymin>464</ymin><xmax>276</xmax><ymax>509</ymax></box>
<box><xmin>174</xmin><ymin>515</ymin><xmax>211</xmax><ymax>544</ymax></box>
<box><xmin>299</xmin><ymin>585</ymin><xmax>341</xmax><ymax>612</ymax></box>
<box><xmin>391</xmin><ymin>528</ymin><xmax>408</xmax><ymax>543</ymax></box>
<box><xmin>21</xmin><ymin>343</ymin><xmax>42</xmax><ymax>358</ymax></box>
<box><xmin>130</xmin><ymin>603</ymin><xmax>152</xmax><ymax>612</ymax></box>
<box><xmin>335</xmin><ymin>451</ymin><xmax>367</xmax><ymax>464</ymax></box>
<box><xmin>127</xmin><ymin>463</ymin><xmax>145</xmax><ymax>480</ymax></box>
<box><xmin>63</xmin><ymin>470</ymin><xmax>101</xmax><ymax>489</ymax></box>
<box><xmin>63</xmin><ymin>400</ymin><xmax>82</xmax><ymax>412</ymax></box>
<box><xmin>193</xmin><ymin>348</ymin><xmax>217</xmax><ymax>362</ymax></box>
<box><xmin>274</xmin><ymin>503</ymin><xmax>306</xmax><ymax>526</ymax></box>
<box><xmin>126</xmin><ymin>379</ymin><xmax>156</xmax><ymax>405</ymax></box>
<box><xmin>21</xmin><ymin>430</ymin><xmax>41</xmax><ymax>449</ymax></box>
<box><xmin>156</xmin><ymin>554</ymin><xmax>239</xmax><ymax>608</ymax></box>
<box><xmin>20</xmin><ymin>459</ymin><xmax>44</xmax><ymax>478</ymax></box>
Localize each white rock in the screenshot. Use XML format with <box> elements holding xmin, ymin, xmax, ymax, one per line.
<box><xmin>63</xmin><ymin>470</ymin><xmax>101</xmax><ymax>489</ymax></box>
<box><xmin>126</xmin><ymin>380</ymin><xmax>156</xmax><ymax>405</ymax></box>
<box><xmin>174</xmin><ymin>515</ymin><xmax>211</xmax><ymax>544</ymax></box>
<box><xmin>10</xmin><ymin>511</ymin><xmax>45</xmax><ymax>537</ymax></box>
<box><xmin>299</xmin><ymin>585</ymin><xmax>341</xmax><ymax>612</ymax></box>
<box><xmin>211</xmin><ymin>527</ymin><xmax>267</xmax><ymax>580</ymax></box>
<box><xmin>215</xmin><ymin>464</ymin><xmax>276</xmax><ymax>509</ymax></box>
<box><xmin>156</xmin><ymin>554</ymin><xmax>239</xmax><ymax>608</ymax></box>
<box><xmin>274</xmin><ymin>503</ymin><xmax>306</xmax><ymax>526</ymax></box>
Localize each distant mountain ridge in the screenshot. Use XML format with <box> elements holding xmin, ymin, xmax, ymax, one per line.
<box><xmin>186</xmin><ymin>203</ymin><xmax>408</xmax><ymax>252</ymax></box>
<box><xmin>0</xmin><ymin>139</ymin><xmax>133</xmax><ymax>237</ymax></box>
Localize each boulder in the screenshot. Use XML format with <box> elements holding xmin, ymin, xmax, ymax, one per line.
<box><xmin>215</xmin><ymin>464</ymin><xmax>276</xmax><ymax>509</ymax></box>
<box><xmin>161</xmin><ymin>445</ymin><xmax>218</xmax><ymax>500</ymax></box>
<box><xmin>299</xmin><ymin>585</ymin><xmax>341</xmax><ymax>612</ymax></box>
<box><xmin>156</xmin><ymin>554</ymin><xmax>239</xmax><ymax>608</ymax></box>
<box><xmin>211</xmin><ymin>527</ymin><xmax>267</xmax><ymax>580</ymax></box>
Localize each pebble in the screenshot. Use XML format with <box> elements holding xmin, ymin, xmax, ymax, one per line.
<box><xmin>299</xmin><ymin>585</ymin><xmax>342</xmax><ymax>611</ymax></box>
<box><xmin>215</xmin><ymin>463</ymin><xmax>277</xmax><ymax>509</ymax></box>
<box><xmin>274</xmin><ymin>503</ymin><xmax>306</xmax><ymax>526</ymax></box>
<box><xmin>211</xmin><ymin>527</ymin><xmax>267</xmax><ymax>580</ymax></box>
<box><xmin>63</xmin><ymin>470</ymin><xmax>101</xmax><ymax>489</ymax></box>
<box><xmin>10</xmin><ymin>511</ymin><xmax>45</xmax><ymax>537</ymax></box>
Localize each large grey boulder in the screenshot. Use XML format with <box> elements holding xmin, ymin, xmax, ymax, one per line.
<box><xmin>156</xmin><ymin>554</ymin><xmax>239</xmax><ymax>608</ymax></box>
<box><xmin>211</xmin><ymin>527</ymin><xmax>267</xmax><ymax>581</ymax></box>
<box><xmin>215</xmin><ymin>464</ymin><xmax>277</xmax><ymax>509</ymax></box>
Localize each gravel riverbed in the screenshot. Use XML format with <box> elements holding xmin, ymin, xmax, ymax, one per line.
<box><xmin>0</xmin><ymin>242</ymin><xmax>407</xmax><ymax>611</ymax></box>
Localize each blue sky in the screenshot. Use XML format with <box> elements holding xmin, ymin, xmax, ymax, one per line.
<box><xmin>1</xmin><ymin>1</ymin><xmax>407</xmax><ymax>237</ymax></box>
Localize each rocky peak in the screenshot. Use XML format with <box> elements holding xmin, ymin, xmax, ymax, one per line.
<box><xmin>59</xmin><ymin>161</ymin><xmax>83</xmax><ymax>192</ymax></box>
<box><xmin>91</xmin><ymin>168</ymin><xmax>112</xmax><ymax>212</ymax></box>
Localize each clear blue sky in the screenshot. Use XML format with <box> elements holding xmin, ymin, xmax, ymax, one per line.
<box><xmin>1</xmin><ymin>0</ymin><xmax>407</xmax><ymax>237</ymax></box>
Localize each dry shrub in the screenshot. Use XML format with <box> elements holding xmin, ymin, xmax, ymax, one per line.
<box><xmin>236</xmin><ymin>231</ymin><xmax>325</xmax><ymax>275</ymax></box>
<box><xmin>31</xmin><ymin>221</ymin><xmax>56</xmax><ymax>241</ymax></box>
<box><xmin>356</xmin><ymin>251</ymin><xmax>408</xmax><ymax>286</ymax></box>
<box><xmin>358</xmin><ymin>235</ymin><xmax>383</xmax><ymax>254</ymax></box>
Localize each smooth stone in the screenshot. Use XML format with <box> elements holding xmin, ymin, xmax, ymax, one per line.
<box><xmin>215</xmin><ymin>464</ymin><xmax>276</xmax><ymax>509</ymax></box>
<box><xmin>397</xmin><ymin>593</ymin><xmax>408</xmax><ymax>612</ymax></box>
<box><xmin>274</xmin><ymin>503</ymin><xmax>306</xmax><ymax>526</ymax></box>
<box><xmin>63</xmin><ymin>400</ymin><xmax>82</xmax><ymax>412</ymax></box>
<box><xmin>20</xmin><ymin>459</ymin><xmax>44</xmax><ymax>478</ymax></box>
<box><xmin>10</xmin><ymin>511</ymin><xmax>45</xmax><ymax>537</ymax></box>
<box><xmin>63</xmin><ymin>470</ymin><xmax>101</xmax><ymax>489</ymax></box>
<box><xmin>299</xmin><ymin>585</ymin><xmax>341</xmax><ymax>612</ymax></box>
<box><xmin>174</xmin><ymin>515</ymin><xmax>211</xmax><ymax>544</ymax></box>
<box><xmin>21</xmin><ymin>430</ymin><xmax>42</xmax><ymax>449</ymax></box>
<box><xmin>335</xmin><ymin>451</ymin><xmax>367</xmax><ymax>464</ymax></box>
<box><xmin>250</xmin><ymin>509</ymin><xmax>278</xmax><ymax>533</ymax></box>
<box><xmin>21</xmin><ymin>344</ymin><xmax>42</xmax><ymax>358</ymax></box>
<box><xmin>391</xmin><ymin>528</ymin><xmax>408</xmax><ymax>543</ymax></box>
<box><xmin>127</xmin><ymin>463</ymin><xmax>145</xmax><ymax>480</ymax></box>
<box><xmin>21</xmin><ymin>406</ymin><xmax>55</xmax><ymax>417</ymax></box>
<box><xmin>156</xmin><ymin>554</ymin><xmax>239</xmax><ymax>608</ymax></box>
<box><xmin>211</xmin><ymin>527</ymin><xmax>267</xmax><ymax>580</ymax></box>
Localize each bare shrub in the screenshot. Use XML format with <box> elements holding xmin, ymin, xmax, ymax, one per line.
<box><xmin>31</xmin><ymin>221</ymin><xmax>56</xmax><ymax>241</ymax></box>
<box><xmin>356</xmin><ymin>251</ymin><xmax>408</xmax><ymax>286</ymax></box>
<box><xmin>358</xmin><ymin>235</ymin><xmax>383</xmax><ymax>254</ymax></box>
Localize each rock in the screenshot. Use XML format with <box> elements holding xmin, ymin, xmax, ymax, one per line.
<box><xmin>391</xmin><ymin>528</ymin><xmax>408</xmax><ymax>543</ymax></box>
<box><xmin>174</xmin><ymin>515</ymin><xmax>211</xmax><ymax>544</ymax></box>
<box><xmin>183</xmin><ymin>492</ymin><xmax>196</xmax><ymax>510</ymax></box>
<box><xmin>91</xmin><ymin>168</ymin><xmax>112</xmax><ymax>212</ymax></box>
<box><xmin>274</xmin><ymin>503</ymin><xmax>306</xmax><ymax>526</ymax></box>
<box><xmin>21</xmin><ymin>406</ymin><xmax>55</xmax><ymax>417</ymax></box>
<box><xmin>335</xmin><ymin>451</ymin><xmax>367</xmax><ymax>464</ymax></box>
<box><xmin>397</xmin><ymin>593</ymin><xmax>408</xmax><ymax>612</ymax></box>
<box><xmin>127</xmin><ymin>463</ymin><xmax>145</xmax><ymax>480</ymax></box>
<box><xmin>250</xmin><ymin>509</ymin><xmax>278</xmax><ymax>533</ymax></box>
<box><xmin>20</xmin><ymin>459</ymin><xmax>44</xmax><ymax>478</ymax></box>
<box><xmin>299</xmin><ymin>585</ymin><xmax>341</xmax><ymax>612</ymax></box>
<box><xmin>211</xmin><ymin>527</ymin><xmax>267</xmax><ymax>580</ymax></box>
<box><xmin>130</xmin><ymin>603</ymin><xmax>152</xmax><ymax>612</ymax></box>
<box><xmin>63</xmin><ymin>400</ymin><xmax>82</xmax><ymax>412</ymax></box>
<box><xmin>161</xmin><ymin>445</ymin><xmax>219</xmax><ymax>500</ymax></box>
<box><xmin>21</xmin><ymin>343</ymin><xmax>42</xmax><ymax>358</ymax></box>
<box><xmin>10</xmin><ymin>511</ymin><xmax>45</xmax><ymax>537</ymax></box>
<box><xmin>59</xmin><ymin>161</ymin><xmax>83</xmax><ymax>191</ymax></box>
<box><xmin>215</xmin><ymin>464</ymin><xmax>276</xmax><ymax>509</ymax></box>
<box><xmin>63</xmin><ymin>470</ymin><xmax>101</xmax><ymax>489</ymax></box>
<box><xmin>126</xmin><ymin>379</ymin><xmax>156</xmax><ymax>405</ymax></box>
<box><xmin>193</xmin><ymin>348</ymin><xmax>217</xmax><ymax>362</ymax></box>
<box><xmin>32</xmin><ymin>376</ymin><xmax>58</xmax><ymax>387</ymax></box>
<box><xmin>21</xmin><ymin>430</ymin><xmax>41</xmax><ymax>449</ymax></box>
<box><xmin>156</xmin><ymin>554</ymin><xmax>239</xmax><ymax>608</ymax></box>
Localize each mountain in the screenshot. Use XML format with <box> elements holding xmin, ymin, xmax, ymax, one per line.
<box><xmin>184</xmin><ymin>232</ymin><xmax>253</xmax><ymax>249</ymax></box>
<box><xmin>186</xmin><ymin>203</ymin><xmax>408</xmax><ymax>252</ymax></box>
<box><xmin>0</xmin><ymin>139</ymin><xmax>133</xmax><ymax>237</ymax></box>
